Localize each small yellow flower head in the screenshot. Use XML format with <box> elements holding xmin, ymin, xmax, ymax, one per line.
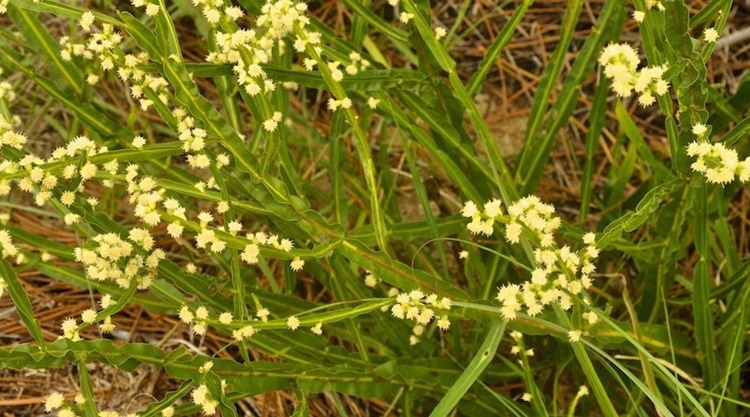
<box><xmin>399</xmin><ymin>12</ymin><xmax>414</xmax><ymax>24</ymax></box>
<box><xmin>241</xmin><ymin>243</ymin><xmax>260</xmax><ymax>264</ymax></box>
<box><xmin>263</xmin><ymin>118</ymin><xmax>278</xmax><ymax>132</ymax></box>
<box><xmin>81</xmin><ymin>309</ymin><xmax>97</xmax><ymax>324</ymax></box>
<box><xmin>692</xmin><ymin>123</ymin><xmax>708</xmax><ymax>137</ymax></box>
<box><xmin>132</xmin><ymin>135</ymin><xmax>146</xmax><ymax>148</ymax></box>
<box><xmin>286</xmin><ymin>315</ymin><xmax>300</xmax><ymax>330</ymax></box>
<box><xmin>434</xmin><ymin>26</ymin><xmax>447</xmax><ymax>40</ymax></box>
<box><xmin>199</xmin><ymin>360</ymin><xmax>214</xmax><ymax>374</ymax></box>
<box><xmin>367</xmin><ymin>97</ymin><xmax>380</xmax><ymax>109</ymax></box>
<box><xmin>290</xmin><ymin>256</ymin><xmax>305</xmax><ymax>271</ymax></box>
<box><xmin>568</xmin><ymin>330</ymin><xmax>582</xmax><ymax>343</ymax></box>
<box><xmin>61</xmin><ymin>318</ymin><xmax>80</xmax><ymax>341</ymax></box>
<box><xmin>704</xmin><ymin>27</ymin><xmax>719</xmax><ymax>43</ymax></box>
<box><xmin>45</xmin><ymin>392</ymin><xmax>65</xmax><ymax>412</ymax></box>
<box><xmin>364</xmin><ymin>273</ymin><xmax>378</xmax><ymax>287</ymax></box>
<box><xmin>218</xmin><ymin>312</ymin><xmax>233</xmax><ymax>324</ymax></box>
<box><xmin>195</xmin><ymin>306</ymin><xmax>209</xmax><ymax>320</ymax></box>
<box><xmin>686</xmin><ymin>141</ymin><xmax>741</xmax><ymax>185</ymax></box>
<box><xmin>233</xmin><ymin>325</ymin><xmax>256</xmax><ymax>341</ymax></box>
<box><xmin>79</xmin><ymin>11</ymin><xmax>95</xmax><ymax>32</ymax></box>
<box><xmin>437</xmin><ymin>316</ymin><xmax>450</xmax><ymax>331</ymax></box>
<box><xmin>179</xmin><ymin>306</ymin><xmax>194</xmax><ymax>323</ymax></box>
<box><xmin>256</xmin><ymin>307</ymin><xmax>270</xmax><ymax>322</ymax></box>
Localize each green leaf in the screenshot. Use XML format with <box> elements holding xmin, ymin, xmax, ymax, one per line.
<box><xmin>466</xmin><ymin>1</ymin><xmax>531</xmax><ymax>96</ymax></box>
<box><xmin>339</xmin><ymin>240</ymin><xmax>466</xmax><ymax>298</ymax></box>
<box><xmin>8</xmin><ymin>0</ymin><xmax>121</xmax><ymax>26</ymax></box>
<box><xmin>615</xmin><ymin>101</ymin><xmax>674</xmax><ymax>180</ymax></box>
<box><xmin>429</xmin><ymin>321</ymin><xmax>505</xmax><ymax>417</ymax></box>
<box><xmin>140</xmin><ymin>380</ymin><xmax>194</xmax><ymax>417</ymax></box>
<box><xmin>6</xmin><ymin>3</ymin><xmax>83</xmax><ymax>95</ymax></box>
<box><xmin>153</xmin><ymin>0</ymin><xmax>181</xmax><ymax>59</ymax></box>
<box><xmin>120</xmin><ymin>12</ymin><xmax>163</xmax><ymax>62</ymax></box>
<box><xmin>516</xmin><ymin>0</ymin><xmax>625</xmax><ymax>192</ymax></box>
<box><xmin>598</xmin><ymin>181</ymin><xmax>677</xmax><ymax>249</ymax></box>
<box><xmin>79</xmin><ymin>361</ymin><xmax>99</xmax><ymax>417</ymax></box>
<box><xmin>341</xmin><ymin>0</ymin><xmax>408</xmax><ymax>43</ymax></box>
<box><xmin>519</xmin><ymin>0</ymin><xmax>584</xmax><ymax>160</ymax></box>
<box><xmin>0</xmin><ymin>259</ymin><xmax>45</xmax><ymax>346</ymax></box>
<box><xmin>693</xmin><ymin>183</ymin><xmax>718</xmax><ymax>394</ymax></box>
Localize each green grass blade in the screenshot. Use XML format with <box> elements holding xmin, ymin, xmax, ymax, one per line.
<box><xmin>79</xmin><ymin>360</ymin><xmax>99</xmax><ymax>417</ymax></box>
<box><xmin>516</xmin><ymin>0</ymin><xmax>625</xmax><ymax>192</ymax></box>
<box><xmin>615</xmin><ymin>101</ymin><xmax>674</xmax><ymax>180</ymax></box>
<box><xmin>693</xmin><ymin>183</ymin><xmax>718</xmax><ymax>400</ymax></box>
<box><xmin>401</xmin><ymin>0</ymin><xmax>517</xmax><ymax>204</ymax></box>
<box><xmin>519</xmin><ymin>0</ymin><xmax>583</xmax><ymax>152</ymax></box>
<box><xmin>553</xmin><ymin>307</ymin><xmax>618</xmax><ymax>417</ymax></box>
<box><xmin>373</xmin><ymin>91</ymin><xmax>485</xmax><ymax>203</ymax></box>
<box><xmin>689</xmin><ymin>0</ymin><xmax>731</xmax><ymax>28</ymax></box>
<box><xmin>8</xmin><ymin>0</ymin><xmax>121</xmax><ymax>25</ymax></box>
<box><xmin>6</xmin><ymin>3</ymin><xmax>83</xmax><ymax>95</ymax></box>
<box><xmin>120</xmin><ymin>12</ymin><xmax>163</xmax><ymax>62</ymax></box>
<box><xmin>297</xmin><ymin>29</ymin><xmax>389</xmax><ymax>252</ymax></box>
<box><xmin>140</xmin><ymin>380</ymin><xmax>194</xmax><ymax>417</ymax></box>
<box><xmin>0</xmin><ymin>259</ymin><xmax>45</xmax><ymax>346</ymax></box>
<box><xmin>341</xmin><ymin>0</ymin><xmax>408</xmax><ymax>44</ymax></box>
<box><xmin>720</xmin><ymin>115</ymin><xmax>750</xmax><ymax>147</ymax></box>
<box><xmin>154</xmin><ymin>0</ymin><xmax>181</xmax><ymax>59</ymax></box>
<box><xmin>339</xmin><ymin>240</ymin><xmax>466</xmax><ymax>298</ymax></box>
<box><xmin>429</xmin><ymin>321</ymin><xmax>505</xmax><ymax>417</ymax></box>
<box><xmin>579</xmin><ymin>71</ymin><xmax>610</xmax><ymax>220</ymax></box>
<box><xmin>400</xmin><ymin>135</ymin><xmax>448</xmax><ymax>272</ymax></box>
<box><xmin>466</xmin><ymin>0</ymin><xmax>531</xmax><ymax>97</ymax></box>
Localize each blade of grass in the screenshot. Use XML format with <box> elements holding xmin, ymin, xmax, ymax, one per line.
<box><xmin>516</xmin><ymin>0</ymin><xmax>625</xmax><ymax>192</ymax></box>
<box><xmin>716</xmin><ymin>265</ymin><xmax>750</xmax><ymax>417</ymax></box>
<box><xmin>8</xmin><ymin>0</ymin><xmax>121</xmax><ymax>25</ymax></box>
<box><xmin>429</xmin><ymin>321</ymin><xmax>505</xmax><ymax>417</ymax></box>
<box><xmin>579</xmin><ymin>72</ymin><xmax>610</xmax><ymax>220</ymax></box>
<box><xmin>466</xmin><ymin>0</ymin><xmax>532</xmax><ymax>97</ymax></box>
<box><xmin>689</xmin><ymin>0</ymin><xmax>731</xmax><ymax>28</ymax></box>
<box><xmin>6</xmin><ymin>4</ymin><xmax>83</xmax><ymax>95</ymax></box>
<box><xmin>518</xmin><ymin>0</ymin><xmax>583</xmax><ymax>160</ymax></box>
<box><xmin>296</xmin><ymin>28</ymin><xmax>389</xmax><ymax>252</ymax></box>
<box><xmin>79</xmin><ymin>360</ymin><xmax>98</xmax><ymax>417</ymax></box>
<box><xmin>615</xmin><ymin>101</ymin><xmax>674</xmax><ymax>180</ymax></box>
<box><xmin>400</xmin><ymin>0</ymin><xmax>517</xmax><ymax>205</ymax></box>
<box><xmin>372</xmin><ymin>91</ymin><xmax>484</xmax><ymax>203</ymax></box>
<box><xmin>552</xmin><ymin>306</ymin><xmax>618</xmax><ymax>417</ymax></box>
<box><xmin>0</xmin><ymin>259</ymin><xmax>45</xmax><ymax>346</ymax></box>
<box><xmin>341</xmin><ymin>0</ymin><xmax>408</xmax><ymax>44</ymax></box>
<box><xmin>400</xmin><ymin>134</ymin><xmax>448</xmax><ymax>272</ymax></box>
<box><xmin>622</xmin><ymin>284</ymin><xmax>664</xmax><ymax>406</ymax></box>
<box><xmin>693</xmin><ymin>182</ymin><xmax>718</xmax><ymax>405</ymax></box>
<box><xmin>0</xmin><ymin>45</ymin><xmax>127</xmax><ymax>137</ymax></box>
<box><xmin>339</xmin><ymin>240</ymin><xmax>465</xmax><ymax>298</ymax></box>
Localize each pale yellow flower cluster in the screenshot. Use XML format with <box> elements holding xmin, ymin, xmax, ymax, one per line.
<box><xmin>192</xmin><ymin>383</ymin><xmax>220</xmax><ymax>415</ymax></box>
<box><xmin>462</xmin><ymin>196</ymin><xmax>600</xmax><ymax>322</ymax></box>
<box><xmin>390</xmin><ymin>289</ymin><xmax>452</xmax><ymax>344</ymax></box>
<box><xmin>599</xmin><ymin>43</ymin><xmax>669</xmax><ymax>106</ymax></box>
<box><xmin>74</xmin><ymin>232</ymin><xmax>164</xmax><ymax>290</ymax></box>
<box><xmin>687</xmin><ymin>125</ymin><xmax>750</xmax><ymax>186</ymax></box>
<box><xmin>59</xmin><ymin>294</ymin><xmax>117</xmax><ymax>340</ymax></box>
